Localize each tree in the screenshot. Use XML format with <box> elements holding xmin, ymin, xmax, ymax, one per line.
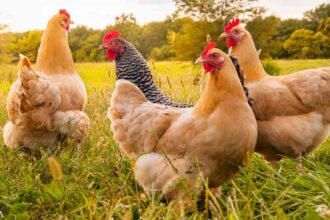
<box><xmin>174</xmin><ymin>0</ymin><xmax>265</xmax><ymax>21</ymax></box>
<box><xmin>312</xmin><ymin>31</ymin><xmax>330</xmax><ymax>58</ymax></box>
<box><xmin>170</xmin><ymin>18</ymin><xmax>225</xmax><ymax>61</ymax></box>
<box><xmin>139</xmin><ymin>20</ymin><xmax>172</xmax><ymax>57</ymax></box>
<box><xmin>69</xmin><ymin>26</ymin><xmax>105</xmax><ymax>62</ymax></box>
<box><xmin>8</xmin><ymin>30</ymin><xmax>42</xmax><ymax>62</ymax></box>
<box><xmin>283</xmin><ymin>29</ymin><xmax>313</xmax><ymax>58</ymax></box>
<box><xmin>304</xmin><ymin>3</ymin><xmax>330</xmax><ymax>31</ymax></box>
<box><xmin>115</xmin><ymin>13</ymin><xmax>136</xmax><ymax>24</ymax></box>
<box><xmin>317</xmin><ymin>17</ymin><xmax>330</xmax><ymax>36</ymax></box>
<box><xmin>304</xmin><ymin>3</ymin><xmax>330</xmax><ymax>23</ymax></box>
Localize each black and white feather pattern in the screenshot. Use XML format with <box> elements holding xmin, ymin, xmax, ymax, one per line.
<box><xmin>115</xmin><ymin>39</ymin><xmax>192</xmax><ymax>108</ymax></box>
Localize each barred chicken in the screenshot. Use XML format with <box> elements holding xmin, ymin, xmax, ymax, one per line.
<box><xmin>108</xmin><ymin>43</ymin><xmax>257</xmax><ymax>198</ymax></box>
<box><xmin>220</xmin><ymin>18</ymin><xmax>330</xmax><ymax>168</ymax></box>
<box><xmin>100</xmin><ymin>30</ymin><xmax>191</xmax><ymax>108</ymax></box>
<box><xmin>3</xmin><ymin>9</ymin><xmax>90</xmax><ymax>150</ymax></box>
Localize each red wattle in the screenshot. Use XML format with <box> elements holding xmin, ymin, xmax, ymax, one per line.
<box><xmin>106</xmin><ymin>50</ymin><xmax>117</xmax><ymax>61</ymax></box>
<box><xmin>226</xmin><ymin>37</ymin><xmax>237</xmax><ymax>48</ymax></box>
<box><xmin>203</xmin><ymin>63</ymin><xmax>215</xmax><ymax>73</ymax></box>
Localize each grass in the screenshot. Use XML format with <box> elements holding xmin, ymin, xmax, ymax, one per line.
<box><xmin>0</xmin><ymin>59</ymin><xmax>330</xmax><ymax>219</ymax></box>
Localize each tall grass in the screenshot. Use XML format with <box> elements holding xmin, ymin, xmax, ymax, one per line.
<box><xmin>0</xmin><ymin>60</ymin><xmax>329</xmax><ymax>219</ymax></box>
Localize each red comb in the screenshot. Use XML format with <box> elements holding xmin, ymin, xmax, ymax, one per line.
<box><xmin>59</xmin><ymin>9</ymin><xmax>70</xmax><ymax>19</ymax></box>
<box><xmin>224</xmin><ymin>18</ymin><xmax>240</xmax><ymax>32</ymax></box>
<box><xmin>103</xmin><ymin>30</ymin><xmax>121</xmax><ymax>43</ymax></box>
<box><xmin>202</xmin><ymin>42</ymin><xmax>217</xmax><ymax>56</ymax></box>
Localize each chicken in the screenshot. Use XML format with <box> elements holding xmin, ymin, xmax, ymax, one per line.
<box><xmin>220</xmin><ymin>18</ymin><xmax>330</xmax><ymax>168</ymax></box>
<box><xmin>3</xmin><ymin>9</ymin><xmax>90</xmax><ymax>150</ymax></box>
<box><xmin>99</xmin><ymin>30</ymin><xmax>191</xmax><ymax>107</ymax></box>
<box><xmin>108</xmin><ymin>43</ymin><xmax>257</xmax><ymax>198</ymax></box>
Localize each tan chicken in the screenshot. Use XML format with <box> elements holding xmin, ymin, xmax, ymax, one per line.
<box><xmin>108</xmin><ymin>43</ymin><xmax>257</xmax><ymax>198</ymax></box>
<box><xmin>220</xmin><ymin>18</ymin><xmax>330</xmax><ymax>167</ymax></box>
<box><xmin>3</xmin><ymin>9</ymin><xmax>90</xmax><ymax>150</ymax></box>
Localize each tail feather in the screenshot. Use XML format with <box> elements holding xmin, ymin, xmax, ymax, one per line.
<box><xmin>14</xmin><ymin>54</ymin><xmax>61</xmax><ymax>129</ymax></box>
<box><xmin>109</xmin><ymin>80</ymin><xmax>147</xmax><ymax>121</ymax></box>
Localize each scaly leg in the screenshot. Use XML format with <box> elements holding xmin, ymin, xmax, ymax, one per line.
<box><xmin>296</xmin><ymin>153</ymin><xmax>304</xmax><ymax>173</ymax></box>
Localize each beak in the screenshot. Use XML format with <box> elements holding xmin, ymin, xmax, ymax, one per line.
<box><xmin>69</xmin><ymin>19</ymin><xmax>74</xmax><ymax>24</ymax></box>
<box><xmin>195</xmin><ymin>56</ymin><xmax>205</xmax><ymax>64</ymax></box>
<box><xmin>99</xmin><ymin>44</ymin><xmax>107</xmax><ymax>50</ymax></box>
<box><xmin>219</xmin><ymin>32</ymin><xmax>228</xmax><ymax>39</ymax></box>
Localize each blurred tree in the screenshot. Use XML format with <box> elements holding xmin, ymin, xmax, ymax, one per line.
<box><xmin>312</xmin><ymin>31</ymin><xmax>329</xmax><ymax>58</ymax></box>
<box><xmin>115</xmin><ymin>13</ymin><xmax>136</xmax><ymax>24</ymax></box>
<box><xmin>277</xmin><ymin>19</ymin><xmax>314</xmax><ymax>41</ymax></box>
<box><xmin>174</xmin><ymin>0</ymin><xmax>265</xmax><ymax>21</ymax></box>
<box><xmin>317</xmin><ymin>17</ymin><xmax>330</xmax><ymax>36</ymax></box>
<box><xmin>283</xmin><ymin>29</ymin><xmax>313</xmax><ymax>58</ymax></box>
<box><xmin>8</xmin><ymin>30</ymin><xmax>42</xmax><ymax>62</ymax></box>
<box><xmin>170</xmin><ymin>18</ymin><xmax>225</xmax><ymax>60</ymax></box>
<box><xmin>0</xmin><ymin>32</ymin><xmax>14</xmax><ymax>63</ymax></box>
<box><xmin>69</xmin><ymin>26</ymin><xmax>105</xmax><ymax>62</ymax></box>
<box><xmin>139</xmin><ymin>19</ymin><xmax>172</xmax><ymax>57</ymax></box>
<box><xmin>304</xmin><ymin>3</ymin><xmax>330</xmax><ymax>31</ymax></box>
<box><xmin>304</xmin><ymin>3</ymin><xmax>330</xmax><ymax>23</ymax></box>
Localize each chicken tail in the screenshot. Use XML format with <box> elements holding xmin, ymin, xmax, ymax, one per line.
<box><xmin>108</xmin><ymin>80</ymin><xmax>148</xmax><ymax>144</ymax></box>
<box><xmin>17</xmin><ymin>54</ymin><xmax>61</xmax><ymax>129</ymax></box>
<box><xmin>110</xmin><ymin>80</ymin><xmax>147</xmax><ymax>115</ymax></box>
<box><xmin>134</xmin><ymin>153</ymin><xmax>200</xmax><ymax>199</ymax></box>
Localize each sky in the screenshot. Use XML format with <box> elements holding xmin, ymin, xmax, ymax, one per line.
<box><xmin>0</xmin><ymin>0</ymin><xmax>328</xmax><ymax>32</ymax></box>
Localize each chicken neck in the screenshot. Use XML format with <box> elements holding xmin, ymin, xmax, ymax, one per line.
<box><xmin>35</xmin><ymin>21</ymin><xmax>75</xmax><ymax>75</ymax></box>
<box><xmin>230</xmin><ymin>34</ymin><xmax>269</xmax><ymax>83</ymax></box>
<box><xmin>194</xmin><ymin>61</ymin><xmax>247</xmax><ymax>117</ymax></box>
<box><xmin>115</xmin><ymin>40</ymin><xmax>192</xmax><ymax>108</ymax></box>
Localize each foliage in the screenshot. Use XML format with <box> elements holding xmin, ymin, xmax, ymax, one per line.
<box><xmin>283</xmin><ymin>29</ymin><xmax>329</xmax><ymax>58</ymax></box>
<box><xmin>174</xmin><ymin>0</ymin><xmax>265</xmax><ymax>21</ymax></box>
<box><xmin>69</xmin><ymin>26</ymin><xmax>105</xmax><ymax>62</ymax></box>
<box><xmin>8</xmin><ymin>30</ymin><xmax>42</xmax><ymax>63</ymax></box>
<box><xmin>0</xmin><ymin>3</ymin><xmax>329</xmax><ymax>63</ymax></box>
<box><xmin>262</xmin><ymin>58</ymin><xmax>280</xmax><ymax>76</ymax></box>
<box><xmin>171</xmin><ymin>18</ymin><xmax>226</xmax><ymax>61</ymax></box>
<box><xmin>0</xmin><ymin>32</ymin><xmax>14</xmax><ymax>63</ymax></box>
<box><xmin>304</xmin><ymin>3</ymin><xmax>330</xmax><ymax>23</ymax></box>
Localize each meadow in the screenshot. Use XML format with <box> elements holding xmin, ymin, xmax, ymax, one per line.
<box><xmin>0</xmin><ymin>59</ymin><xmax>330</xmax><ymax>219</ymax></box>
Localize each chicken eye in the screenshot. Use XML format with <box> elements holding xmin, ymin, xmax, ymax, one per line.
<box><xmin>63</xmin><ymin>18</ymin><xmax>68</xmax><ymax>22</ymax></box>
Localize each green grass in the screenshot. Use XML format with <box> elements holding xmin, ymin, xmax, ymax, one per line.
<box><xmin>0</xmin><ymin>60</ymin><xmax>330</xmax><ymax>219</ymax></box>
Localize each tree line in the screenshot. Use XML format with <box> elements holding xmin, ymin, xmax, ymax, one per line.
<box><xmin>0</xmin><ymin>1</ymin><xmax>329</xmax><ymax>63</ymax></box>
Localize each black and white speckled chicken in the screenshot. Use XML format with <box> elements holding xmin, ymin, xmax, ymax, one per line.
<box><xmin>100</xmin><ymin>31</ymin><xmax>192</xmax><ymax>108</ymax></box>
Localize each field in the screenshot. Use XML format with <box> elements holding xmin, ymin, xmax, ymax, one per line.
<box><xmin>0</xmin><ymin>59</ymin><xmax>330</xmax><ymax>219</ymax></box>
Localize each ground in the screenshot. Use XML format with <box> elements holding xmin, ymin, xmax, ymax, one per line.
<box><xmin>0</xmin><ymin>60</ymin><xmax>330</xmax><ymax>219</ymax></box>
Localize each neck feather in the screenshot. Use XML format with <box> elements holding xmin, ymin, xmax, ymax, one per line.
<box><xmin>231</xmin><ymin>34</ymin><xmax>268</xmax><ymax>83</ymax></box>
<box><xmin>35</xmin><ymin>23</ymin><xmax>75</xmax><ymax>75</ymax></box>
<box><xmin>194</xmin><ymin>62</ymin><xmax>246</xmax><ymax>116</ymax></box>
